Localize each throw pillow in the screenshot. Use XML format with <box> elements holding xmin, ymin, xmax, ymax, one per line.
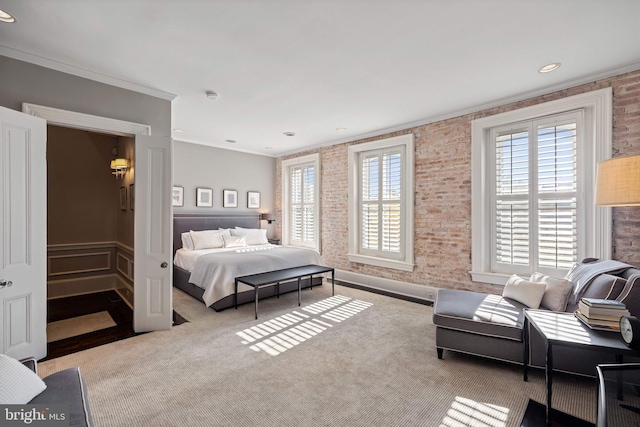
<box><xmin>222</xmin><ymin>235</ymin><xmax>248</xmax><ymax>248</ymax></box>
<box><xmin>502</xmin><ymin>274</ymin><xmax>547</xmax><ymax>309</ymax></box>
<box><xmin>189</xmin><ymin>229</ymin><xmax>227</xmax><ymax>249</ymax></box>
<box><xmin>0</xmin><ymin>355</ymin><xmax>47</xmax><ymax>404</ymax></box>
<box><xmin>530</xmin><ymin>272</ymin><xmax>573</xmax><ymax>312</ymax></box>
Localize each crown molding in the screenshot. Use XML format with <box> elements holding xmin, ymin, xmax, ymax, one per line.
<box><xmin>0</xmin><ymin>44</ymin><xmax>176</xmax><ymax>101</ymax></box>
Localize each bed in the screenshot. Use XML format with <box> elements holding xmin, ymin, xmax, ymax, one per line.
<box><xmin>172</xmin><ymin>214</ymin><xmax>324</xmax><ymax>311</ymax></box>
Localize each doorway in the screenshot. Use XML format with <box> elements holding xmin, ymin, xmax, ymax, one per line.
<box><xmin>45</xmin><ymin>125</ymin><xmax>136</xmax><ymax>357</ymax></box>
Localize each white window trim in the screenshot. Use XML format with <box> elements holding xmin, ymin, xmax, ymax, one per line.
<box><xmin>471</xmin><ymin>88</ymin><xmax>613</xmax><ymax>285</ymax></box>
<box><xmin>281</xmin><ymin>153</ymin><xmax>321</xmax><ymax>252</ymax></box>
<box><xmin>348</xmin><ymin>134</ymin><xmax>415</xmax><ymax>272</ymax></box>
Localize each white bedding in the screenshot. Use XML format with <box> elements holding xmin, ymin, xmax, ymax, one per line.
<box><xmin>174</xmin><ymin>245</ymin><xmax>324</xmax><ymax>307</ymax></box>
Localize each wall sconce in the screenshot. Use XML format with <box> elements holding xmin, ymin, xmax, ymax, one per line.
<box><xmin>110</xmin><ymin>158</ymin><xmax>129</xmax><ymax>179</ymax></box>
<box><xmin>261</xmin><ymin>213</ymin><xmax>275</xmax><ymax>224</ymax></box>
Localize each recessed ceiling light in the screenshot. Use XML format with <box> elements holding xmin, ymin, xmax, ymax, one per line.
<box><xmin>336</xmin><ymin>128</ymin><xmax>347</xmax><ymax>132</ymax></box>
<box><xmin>0</xmin><ymin>9</ymin><xmax>16</xmax><ymax>23</ymax></box>
<box><xmin>173</xmin><ymin>128</ymin><xmax>185</xmax><ymax>133</ymax></box>
<box><xmin>539</xmin><ymin>63</ymin><xmax>561</xmax><ymax>73</ymax></box>
<box><xmin>206</xmin><ymin>90</ymin><xmax>219</xmax><ymax>100</ymax></box>
<box><xmin>225</xmin><ymin>139</ymin><xmax>236</xmax><ymax>144</ymax></box>
<box><xmin>283</xmin><ymin>132</ymin><xmax>296</xmax><ymax>137</ymax></box>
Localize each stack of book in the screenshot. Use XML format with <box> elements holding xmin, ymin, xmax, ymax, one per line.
<box><xmin>574</xmin><ymin>298</ymin><xmax>630</xmax><ymax>331</ymax></box>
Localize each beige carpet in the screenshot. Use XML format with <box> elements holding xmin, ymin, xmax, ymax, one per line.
<box><xmin>47</xmin><ymin>311</ymin><xmax>117</xmax><ymax>343</ymax></box>
<box><xmin>39</xmin><ymin>284</ymin><xmax>597</xmax><ymax>427</ymax></box>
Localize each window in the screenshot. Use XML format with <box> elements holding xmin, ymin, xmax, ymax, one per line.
<box><xmin>282</xmin><ymin>154</ymin><xmax>320</xmax><ymax>251</ymax></box>
<box><xmin>348</xmin><ymin>134</ymin><xmax>414</xmax><ymax>271</ymax></box>
<box><xmin>471</xmin><ymin>88</ymin><xmax>613</xmax><ymax>285</ymax></box>
<box><xmin>492</xmin><ymin>112</ymin><xmax>580</xmax><ymax>276</ymax></box>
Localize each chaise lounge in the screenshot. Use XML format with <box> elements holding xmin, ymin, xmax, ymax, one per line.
<box><xmin>433</xmin><ymin>259</ymin><xmax>640</xmax><ymax>376</ymax></box>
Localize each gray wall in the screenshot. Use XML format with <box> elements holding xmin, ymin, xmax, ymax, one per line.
<box><xmin>0</xmin><ymin>55</ymin><xmax>171</xmax><ymax>137</ymax></box>
<box><xmin>173</xmin><ymin>140</ymin><xmax>277</xmax><ymax>237</ymax></box>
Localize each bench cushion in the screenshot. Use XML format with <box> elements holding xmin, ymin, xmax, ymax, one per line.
<box><xmin>433</xmin><ymin>289</ymin><xmax>525</xmax><ymax>341</ymax></box>
<box><xmin>30</xmin><ymin>368</ymin><xmax>94</xmax><ymax>427</ymax></box>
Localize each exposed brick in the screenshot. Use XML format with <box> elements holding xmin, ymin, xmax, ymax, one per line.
<box><xmin>276</xmin><ymin>69</ymin><xmax>640</xmax><ymax>295</ymax></box>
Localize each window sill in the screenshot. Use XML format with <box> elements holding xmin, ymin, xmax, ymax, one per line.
<box><xmin>348</xmin><ymin>253</ymin><xmax>414</xmax><ymax>272</ymax></box>
<box><xmin>469</xmin><ymin>271</ymin><xmax>510</xmax><ymax>286</ymax></box>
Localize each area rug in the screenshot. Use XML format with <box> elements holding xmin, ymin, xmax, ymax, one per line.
<box><xmin>38</xmin><ymin>284</ymin><xmax>598</xmax><ymax>426</ymax></box>
<box><xmin>47</xmin><ymin>311</ymin><xmax>117</xmax><ymax>343</ymax></box>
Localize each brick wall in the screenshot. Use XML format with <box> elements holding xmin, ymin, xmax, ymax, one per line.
<box><xmin>277</xmin><ymin>69</ymin><xmax>640</xmax><ymax>294</ymax></box>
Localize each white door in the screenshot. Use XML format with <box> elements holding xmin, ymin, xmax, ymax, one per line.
<box><xmin>0</xmin><ymin>107</ymin><xmax>47</xmax><ymax>360</ymax></box>
<box><xmin>134</xmin><ymin>135</ymin><xmax>173</xmax><ymax>332</ymax></box>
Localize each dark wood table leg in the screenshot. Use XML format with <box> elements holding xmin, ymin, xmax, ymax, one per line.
<box><xmin>331</xmin><ymin>269</ymin><xmax>335</xmax><ymax>296</ymax></box>
<box><xmin>546</xmin><ymin>341</ymin><xmax>553</xmax><ymax>426</ymax></box>
<box><xmin>298</xmin><ymin>277</ymin><xmax>301</xmax><ymax>306</ymax></box>
<box><xmin>255</xmin><ymin>286</ymin><xmax>259</xmax><ymax>320</ymax></box>
<box><xmin>616</xmin><ymin>354</ymin><xmax>624</xmax><ymax>401</ymax></box>
<box><xmin>276</xmin><ymin>282</ymin><xmax>280</xmax><ymax>298</ymax></box>
<box><xmin>310</xmin><ymin>274</ymin><xmax>313</xmax><ymax>290</ymax></box>
<box><xmin>523</xmin><ymin>316</ymin><xmax>529</xmax><ymax>382</ymax></box>
<box><xmin>235</xmin><ymin>279</ymin><xmax>238</xmax><ymax>310</ymax></box>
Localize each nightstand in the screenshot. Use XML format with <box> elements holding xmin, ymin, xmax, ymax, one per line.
<box><xmin>268</xmin><ymin>239</ymin><xmax>280</xmax><ymax>245</ymax></box>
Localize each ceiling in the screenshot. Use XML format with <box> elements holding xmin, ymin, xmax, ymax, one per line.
<box><xmin>1</xmin><ymin>1</ymin><xmax>640</xmax><ymax>157</ymax></box>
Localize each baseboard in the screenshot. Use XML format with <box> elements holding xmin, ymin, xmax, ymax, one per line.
<box><xmin>47</xmin><ymin>274</ymin><xmax>117</xmax><ymax>299</ymax></box>
<box><xmin>334</xmin><ymin>269</ymin><xmax>438</xmax><ymax>303</ymax></box>
<box><xmin>115</xmin><ymin>276</ymin><xmax>134</xmax><ymax>309</ymax></box>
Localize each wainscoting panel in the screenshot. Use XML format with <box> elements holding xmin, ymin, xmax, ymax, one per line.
<box><xmin>48</xmin><ymin>251</ymin><xmax>111</xmax><ymax>277</ymax></box>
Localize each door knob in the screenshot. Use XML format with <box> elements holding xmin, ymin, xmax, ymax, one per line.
<box><xmin>160</xmin><ymin>262</ymin><xmax>168</xmax><ymax>268</ymax></box>
<box><xmin>0</xmin><ymin>279</ymin><xmax>12</xmax><ymax>289</ymax></box>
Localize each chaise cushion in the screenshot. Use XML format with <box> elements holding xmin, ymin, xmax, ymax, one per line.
<box><xmin>433</xmin><ymin>289</ymin><xmax>525</xmax><ymax>341</ymax></box>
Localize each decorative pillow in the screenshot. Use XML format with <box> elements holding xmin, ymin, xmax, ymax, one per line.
<box><xmin>189</xmin><ymin>229</ymin><xmax>229</xmax><ymax>250</ymax></box>
<box><xmin>222</xmin><ymin>235</ymin><xmax>247</xmax><ymax>248</ymax></box>
<box><xmin>502</xmin><ymin>274</ymin><xmax>547</xmax><ymax>309</ymax></box>
<box><xmin>181</xmin><ymin>232</ymin><xmax>194</xmax><ymax>250</ymax></box>
<box><xmin>232</xmin><ymin>227</ymin><xmax>269</xmax><ymax>245</ymax></box>
<box><xmin>0</xmin><ymin>355</ymin><xmax>47</xmax><ymax>404</ymax></box>
<box><xmin>530</xmin><ymin>272</ymin><xmax>573</xmax><ymax>312</ymax></box>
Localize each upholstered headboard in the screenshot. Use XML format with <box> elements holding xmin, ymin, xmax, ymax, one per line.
<box><xmin>173</xmin><ymin>214</ymin><xmax>260</xmax><ymax>255</ymax></box>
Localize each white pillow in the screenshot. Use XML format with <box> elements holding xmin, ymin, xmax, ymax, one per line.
<box><xmin>233</xmin><ymin>227</ymin><xmax>269</xmax><ymax>245</ymax></box>
<box><xmin>222</xmin><ymin>235</ymin><xmax>247</xmax><ymax>248</ymax></box>
<box><xmin>181</xmin><ymin>232</ymin><xmax>194</xmax><ymax>250</ymax></box>
<box><xmin>0</xmin><ymin>355</ymin><xmax>47</xmax><ymax>404</ymax></box>
<box><xmin>502</xmin><ymin>274</ymin><xmax>547</xmax><ymax>309</ymax></box>
<box><xmin>530</xmin><ymin>272</ymin><xmax>573</xmax><ymax>312</ymax></box>
<box><xmin>189</xmin><ymin>229</ymin><xmax>229</xmax><ymax>250</ymax></box>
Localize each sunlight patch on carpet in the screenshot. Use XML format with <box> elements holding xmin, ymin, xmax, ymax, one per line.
<box><xmin>47</xmin><ymin>311</ymin><xmax>116</xmax><ymax>343</ymax></box>
<box><xmin>439</xmin><ymin>397</ymin><xmax>509</xmax><ymax>427</ymax></box>
<box><xmin>236</xmin><ymin>296</ymin><xmax>373</xmax><ymax>356</ymax></box>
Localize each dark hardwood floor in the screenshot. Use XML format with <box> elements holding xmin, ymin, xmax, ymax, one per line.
<box><xmin>45</xmin><ymin>290</ymin><xmax>186</xmax><ymax>361</ymax></box>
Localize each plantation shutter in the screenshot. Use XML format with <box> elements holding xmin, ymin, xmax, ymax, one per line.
<box><xmin>360</xmin><ymin>147</ymin><xmax>403</xmax><ymax>259</ymax></box>
<box><xmin>290</xmin><ymin>163</ymin><xmax>315</xmax><ymax>246</ymax></box>
<box><xmin>492</xmin><ymin>112</ymin><xmax>579</xmax><ymax>276</ymax></box>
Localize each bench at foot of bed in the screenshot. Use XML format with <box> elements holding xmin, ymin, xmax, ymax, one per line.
<box><xmin>235</xmin><ymin>264</ymin><xmax>335</xmax><ymax>319</ymax></box>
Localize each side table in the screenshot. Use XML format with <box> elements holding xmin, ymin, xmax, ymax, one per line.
<box><xmin>523</xmin><ymin>309</ymin><xmax>640</xmax><ymax>425</ymax></box>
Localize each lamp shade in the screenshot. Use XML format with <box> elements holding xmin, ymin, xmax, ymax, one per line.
<box><xmin>595</xmin><ymin>154</ymin><xmax>640</xmax><ymax>206</ymax></box>
<box><xmin>260</xmin><ymin>213</ymin><xmax>275</xmax><ymax>221</ymax></box>
<box><xmin>110</xmin><ymin>158</ymin><xmax>129</xmax><ymax>169</ymax></box>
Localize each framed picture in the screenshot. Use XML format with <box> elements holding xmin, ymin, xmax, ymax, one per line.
<box><xmin>196</xmin><ymin>188</ymin><xmax>213</xmax><ymax>207</ymax></box>
<box><xmin>172</xmin><ymin>186</ymin><xmax>184</xmax><ymax>207</ymax></box>
<box><xmin>247</xmin><ymin>191</ymin><xmax>260</xmax><ymax>209</ymax></box>
<box><xmin>129</xmin><ymin>184</ymin><xmax>135</xmax><ymax>210</ymax></box>
<box><xmin>119</xmin><ymin>186</ymin><xmax>127</xmax><ymax>210</ymax></box>
<box><xmin>223</xmin><ymin>189</ymin><xmax>238</xmax><ymax>208</ymax></box>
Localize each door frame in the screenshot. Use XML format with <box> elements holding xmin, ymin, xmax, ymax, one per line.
<box><xmin>21</xmin><ymin>103</ymin><xmax>172</xmax><ymax>322</ymax></box>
